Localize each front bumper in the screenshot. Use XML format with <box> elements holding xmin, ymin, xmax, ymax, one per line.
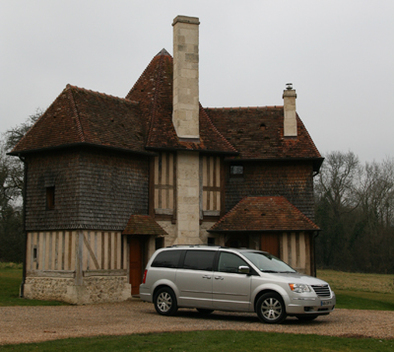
<box><xmin>286</xmin><ymin>292</ymin><xmax>336</xmax><ymax>315</ymax></box>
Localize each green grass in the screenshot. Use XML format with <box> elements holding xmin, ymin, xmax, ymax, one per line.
<box><xmin>316</xmin><ymin>269</ymin><xmax>394</xmax><ymax>311</ymax></box>
<box><xmin>0</xmin><ymin>331</ymin><xmax>393</xmax><ymax>352</ymax></box>
<box><xmin>0</xmin><ymin>263</ymin><xmax>65</xmax><ymax>306</ymax></box>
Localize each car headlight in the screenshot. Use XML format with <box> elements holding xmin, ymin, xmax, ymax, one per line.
<box><xmin>289</xmin><ymin>283</ymin><xmax>312</xmax><ymax>293</ymax></box>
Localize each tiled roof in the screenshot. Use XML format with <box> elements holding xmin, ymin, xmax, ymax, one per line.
<box><xmin>205</xmin><ymin>107</ymin><xmax>322</xmax><ymax>161</ymax></box>
<box><xmin>122</xmin><ymin>215</ymin><xmax>168</xmax><ymax>236</ymax></box>
<box><xmin>209</xmin><ymin>196</ymin><xmax>319</xmax><ymax>232</ymax></box>
<box><xmin>125</xmin><ymin>50</ymin><xmax>237</xmax><ymax>154</ymax></box>
<box><xmin>11</xmin><ymin>49</ymin><xmax>320</xmax><ymax>163</ymax></box>
<box><xmin>10</xmin><ymin>85</ymin><xmax>148</xmax><ymax>155</ymax></box>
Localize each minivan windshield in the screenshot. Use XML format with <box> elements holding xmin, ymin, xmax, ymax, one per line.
<box><xmin>242</xmin><ymin>251</ymin><xmax>296</xmax><ymax>273</ymax></box>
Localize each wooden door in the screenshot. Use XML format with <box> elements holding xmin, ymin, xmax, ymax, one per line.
<box><xmin>129</xmin><ymin>237</ymin><xmax>142</xmax><ymax>295</ymax></box>
<box><xmin>260</xmin><ymin>233</ymin><xmax>280</xmax><ymax>257</ymax></box>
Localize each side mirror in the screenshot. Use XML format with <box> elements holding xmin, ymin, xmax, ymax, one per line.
<box><xmin>238</xmin><ymin>266</ymin><xmax>250</xmax><ymax>274</ymax></box>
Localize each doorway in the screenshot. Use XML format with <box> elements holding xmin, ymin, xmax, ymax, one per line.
<box><xmin>260</xmin><ymin>233</ymin><xmax>280</xmax><ymax>257</ymax></box>
<box><xmin>129</xmin><ymin>237</ymin><xmax>145</xmax><ymax>296</ymax></box>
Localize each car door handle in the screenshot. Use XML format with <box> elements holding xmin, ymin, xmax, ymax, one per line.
<box><xmin>202</xmin><ymin>275</ymin><xmax>212</xmax><ymax>279</ymax></box>
<box><xmin>215</xmin><ymin>276</ymin><xmax>224</xmax><ymax>280</ymax></box>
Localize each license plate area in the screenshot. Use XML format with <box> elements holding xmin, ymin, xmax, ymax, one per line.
<box><xmin>321</xmin><ymin>300</ymin><xmax>332</xmax><ymax>306</ymax></box>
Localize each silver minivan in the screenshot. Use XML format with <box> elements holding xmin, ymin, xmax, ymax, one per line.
<box><xmin>139</xmin><ymin>245</ymin><xmax>335</xmax><ymax>324</ymax></box>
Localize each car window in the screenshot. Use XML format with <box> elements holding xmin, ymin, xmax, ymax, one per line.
<box><xmin>218</xmin><ymin>252</ymin><xmax>248</xmax><ymax>273</ymax></box>
<box><xmin>183</xmin><ymin>250</ymin><xmax>215</xmax><ymax>271</ymax></box>
<box><xmin>151</xmin><ymin>250</ymin><xmax>183</xmax><ymax>268</ymax></box>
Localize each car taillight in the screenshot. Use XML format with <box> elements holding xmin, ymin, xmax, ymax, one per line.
<box><xmin>142</xmin><ymin>269</ymin><xmax>147</xmax><ymax>284</ymax></box>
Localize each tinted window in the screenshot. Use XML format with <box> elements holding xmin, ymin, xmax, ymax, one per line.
<box><xmin>218</xmin><ymin>252</ymin><xmax>248</xmax><ymax>273</ymax></box>
<box><xmin>183</xmin><ymin>250</ymin><xmax>215</xmax><ymax>271</ymax></box>
<box><xmin>152</xmin><ymin>250</ymin><xmax>182</xmax><ymax>268</ymax></box>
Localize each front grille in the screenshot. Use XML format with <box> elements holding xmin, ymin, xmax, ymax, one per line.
<box><xmin>312</xmin><ymin>284</ymin><xmax>331</xmax><ymax>297</ymax></box>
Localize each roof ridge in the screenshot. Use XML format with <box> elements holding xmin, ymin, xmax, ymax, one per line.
<box><xmin>66</xmin><ymin>84</ymin><xmax>138</xmax><ymax>105</ymax></box>
<box><xmin>205</xmin><ymin>106</ymin><xmax>283</xmax><ymax>111</ymax></box>
<box><xmin>66</xmin><ymin>84</ymin><xmax>85</xmax><ymax>143</ymax></box>
<box><xmin>146</xmin><ymin>54</ymin><xmax>167</xmax><ymax>145</ymax></box>
<box><xmin>125</xmin><ymin>50</ymin><xmax>172</xmax><ymax>100</ymax></box>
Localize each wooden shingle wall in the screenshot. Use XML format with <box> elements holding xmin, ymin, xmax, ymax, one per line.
<box><xmin>25</xmin><ymin>148</ymin><xmax>149</xmax><ymax>231</ymax></box>
<box><xmin>226</xmin><ymin>160</ymin><xmax>315</xmax><ymax>220</ymax></box>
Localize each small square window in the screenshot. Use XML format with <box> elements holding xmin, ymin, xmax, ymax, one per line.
<box><xmin>230</xmin><ymin>165</ymin><xmax>244</xmax><ymax>177</ymax></box>
<box><xmin>46</xmin><ymin>186</ymin><xmax>55</xmax><ymax>210</ymax></box>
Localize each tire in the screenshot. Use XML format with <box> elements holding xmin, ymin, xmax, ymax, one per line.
<box><xmin>196</xmin><ymin>308</ymin><xmax>214</xmax><ymax>315</ymax></box>
<box><xmin>256</xmin><ymin>292</ymin><xmax>286</xmax><ymax>324</ymax></box>
<box><xmin>296</xmin><ymin>314</ymin><xmax>318</xmax><ymax>321</ymax></box>
<box><xmin>154</xmin><ymin>287</ymin><xmax>178</xmax><ymax>316</ymax></box>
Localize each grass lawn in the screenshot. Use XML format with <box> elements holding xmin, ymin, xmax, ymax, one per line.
<box><xmin>317</xmin><ymin>269</ymin><xmax>394</xmax><ymax>311</ymax></box>
<box><xmin>0</xmin><ymin>331</ymin><xmax>393</xmax><ymax>352</ymax></box>
<box><xmin>0</xmin><ymin>263</ymin><xmax>65</xmax><ymax>306</ymax></box>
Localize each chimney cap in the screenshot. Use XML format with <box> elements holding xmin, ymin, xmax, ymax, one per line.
<box><xmin>286</xmin><ymin>83</ymin><xmax>293</xmax><ymax>90</ymax></box>
<box><xmin>172</xmin><ymin>15</ymin><xmax>200</xmax><ymax>26</ymax></box>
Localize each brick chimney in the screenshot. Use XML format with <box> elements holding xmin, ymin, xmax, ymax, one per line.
<box><xmin>283</xmin><ymin>83</ymin><xmax>297</xmax><ymax>137</ymax></box>
<box><xmin>172</xmin><ymin>15</ymin><xmax>200</xmax><ymax>140</ymax></box>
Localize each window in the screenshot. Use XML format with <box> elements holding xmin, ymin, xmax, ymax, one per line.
<box><xmin>183</xmin><ymin>250</ymin><xmax>215</xmax><ymax>271</ymax></box>
<box><xmin>155</xmin><ymin>237</ymin><xmax>164</xmax><ymax>250</ymax></box>
<box><xmin>46</xmin><ymin>187</ymin><xmax>55</xmax><ymax>210</ymax></box>
<box><xmin>230</xmin><ymin>165</ymin><xmax>244</xmax><ymax>177</ymax></box>
<box><xmin>152</xmin><ymin>250</ymin><xmax>182</xmax><ymax>268</ymax></box>
<box><xmin>218</xmin><ymin>252</ymin><xmax>248</xmax><ymax>273</ymax></box>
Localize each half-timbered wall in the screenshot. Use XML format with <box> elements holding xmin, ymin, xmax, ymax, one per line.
<box><xmin>280</xmin><ymin>232</ymin><xmax>312</xmax><ymax>275</ymax></box>
<box><xmin>201</xmin><ymin>155</ymin><xmax>221</xmax><ymax>216</ymax></box>
<box><xmin>154</xmin><ymin>152</ymin><xmax>175</xmax><ymax>215</ymax></box>
<box><xmin>25</xmin><ymin>231</ymin><xmax>128</xmax><ymax>273</ymax></box>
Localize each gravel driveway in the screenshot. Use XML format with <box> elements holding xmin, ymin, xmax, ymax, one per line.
<box><xmin>0</xmin><ymin>299</ymin><xmax>393</xmax><ymax>345</ymax></box>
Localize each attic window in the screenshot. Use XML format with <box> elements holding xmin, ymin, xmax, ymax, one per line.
<box><xmin>230</xmin><ymin>165</ymin><xmax>244</xmax><ymax>177</ymax></box>
<box><xmin>46</xmin><ymin>186</ymin><xmax>55</xmax><ymax>210</ymax></box>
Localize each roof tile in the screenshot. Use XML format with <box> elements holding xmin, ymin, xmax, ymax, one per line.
<box><xmin>209</xmin><ymin>196</ymin><xmax>319</xmax><ymax>232</ymax></box>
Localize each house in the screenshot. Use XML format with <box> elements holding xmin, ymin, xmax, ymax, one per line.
<box><xmin>9</xmin><ymin>15</ymin><xmax>322</xmax><ymax>304</ymax></box>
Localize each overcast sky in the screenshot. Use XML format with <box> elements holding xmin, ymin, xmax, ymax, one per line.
<box><xmin>1</xmin><ymin>0</ymin><xmax>393</xmax><ymax>163</ymax></box>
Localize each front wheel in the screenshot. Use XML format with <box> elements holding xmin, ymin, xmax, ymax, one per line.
<box><xmin>256</xmin><ymin>292</ymin><xmax>286</xmax><ymax>324</ymax></box>
<box><xmin>154</xmin><ymin>287</ymin><xmax>178</xmax><ymax>316</ymax></box>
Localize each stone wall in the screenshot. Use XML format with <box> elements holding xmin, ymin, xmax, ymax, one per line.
<box><xmin>23</xmin><ymin>275</ymin><xmax>131</xmax><ymax>304</ymax></box>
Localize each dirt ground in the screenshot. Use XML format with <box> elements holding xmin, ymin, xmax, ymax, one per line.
<box><xmin>0</xmin><ymin>299</ymin><xmax>393</xmax><ymax>345</ymax></box>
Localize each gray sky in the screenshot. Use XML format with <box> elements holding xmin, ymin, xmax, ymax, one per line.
<box><xmin>1</xmin><ymin>0</ymin><xmax>393</xmax><ymax>163</ymax></box>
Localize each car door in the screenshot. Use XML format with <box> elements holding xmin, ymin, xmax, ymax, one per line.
<box><xmin>212</xmin><ymin>251</ymin><xmax>252</xmax><ymax>311</ymax></box>
<box><xmin>176</xmin><ymin>250</ymin><xmax>216</xmax><ymax>309</ymax></box>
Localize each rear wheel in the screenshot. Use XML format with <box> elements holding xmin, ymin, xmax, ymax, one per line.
<box><xmin>256</xmin><ymin>292</ymin><xmax>286</xmax><ymax>324</ymax></box>
<box><xmin>154</xmin><ymin>287</ymin><xmax>178</xmax><ymax>316</ymax></box>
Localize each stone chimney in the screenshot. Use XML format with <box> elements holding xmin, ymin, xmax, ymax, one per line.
<box><xmin>283</xmin><ymin>83</ymin><xmax>297</xmax><ymax>137</ymax></box>
<box><xmin>172</xmin><ymin>15</ymin><xmax>200</xmax><ymax>140</ymax></box>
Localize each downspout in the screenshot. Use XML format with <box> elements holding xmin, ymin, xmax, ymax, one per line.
<box><xmin>19</xmin><ymin>154</ymin><xmax>27</xmax><ymax>298</ymax></box>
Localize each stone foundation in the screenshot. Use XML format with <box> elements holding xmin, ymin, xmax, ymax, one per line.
<box><xmin>23</xmin><ymin>276</ymin><xmax>131</xmax><ymax>304</ymax></box>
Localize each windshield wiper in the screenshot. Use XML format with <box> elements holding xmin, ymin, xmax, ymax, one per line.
<box><xmin>260</xmin><ymin>270</ymin><xmax>278</xmax><ymax>273</ymax></box>
<box><xmin>278</xmin><ymin>271</ymin><xmax>296</xmax><ymax>273</ymax></box>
